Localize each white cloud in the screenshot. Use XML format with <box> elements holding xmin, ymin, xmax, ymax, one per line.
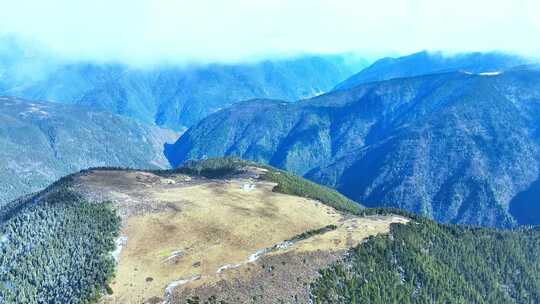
<box><xmin>0</xmin><ymin>0</ymin><xmax>538</xmax><ymax>65</ymax></box>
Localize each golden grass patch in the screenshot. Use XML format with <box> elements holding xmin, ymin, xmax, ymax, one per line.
<box><xmin>88</xmin><ymin>171</ymin><xmax>407</xmax><ymax>303</ymax></box>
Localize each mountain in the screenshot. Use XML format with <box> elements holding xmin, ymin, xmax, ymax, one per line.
<box><xmin>2</xmin><ymin>158</ymin><xmax>540</xmax><ymax>303</ymax></box>
<box><xmin>0</xmin><ymin>39</ymin><xmax>367</xmax><ymax>130</ymax></box>
<box><xmin>0</xmin><ymin>96</ymin><xmax>177</xmax><ymax>205</ymax></box>
<box><xmin>334</xmin><ymin>51</ymin><xmax>530</xmax><ymax>90</ymax></box>
<box><xmin>168</xmin><ymin>69</ymin><xmax>540</xmax><ymax>227</ymax></box>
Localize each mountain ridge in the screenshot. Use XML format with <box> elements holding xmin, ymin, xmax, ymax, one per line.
<box><xmin>333</xmin><ymin>51</ymin><xmax>531</xmax><ymax>90</ymax></box>
<box><xmin>0</xmin><ymin>96</ymin><xmax>177</xmax><ymax>205</ymax></box>
<box><xmin>0</xmin><ymin>40</ymin><xmax>367</xmax><ymax>130</ymax></box>
<box><xmin>168</xmin><ymin>68</ymin><xmax>540</xmax><ymax>227</ymax></box>
<box><xmin>3</xmin><ymin>159</ymin><xmax>540</xmax><ymax>303</ymax></box>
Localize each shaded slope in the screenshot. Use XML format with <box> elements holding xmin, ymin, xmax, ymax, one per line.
<box><xmin>0</xmin><ymin>96</ymin><xmax>177</xmax><ymax>205</ymax></box>
<box><xmin>311</xmin><ymin>216</ymin><xmax>540</xmax><ymax>303</ymax></box>
<box><xmin>169</xmin><ymin>70</ymin><xmax>540</xmax><ymax>227</ymax></box>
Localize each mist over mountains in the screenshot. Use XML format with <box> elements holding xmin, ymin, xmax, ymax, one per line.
<box><xmin>0</xmin><ymin>38</ymin><xmax>367</xmax><ymax>130</ymax></box>
<box><xmin>0</xmin><ymin>37</ymin><xmax>369</xmax><ymax>204</ymax></box>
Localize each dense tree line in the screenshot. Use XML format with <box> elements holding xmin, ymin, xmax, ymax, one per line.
<box><xmin>262</xmin><ymin>168</ymin><xmax>362</xmax><ymax>214</ymax></box>
<box><xmin>172</xmin><ymin>157</ymin><xmax>251</xmax><ymax>178</ymax></box>
<box><xmin>310</xmin><ymin>217</ymin><xmax>540</xmax><ymax>303</ymax></box>
<box><xmin>0</xmin><ymin>189</ymin><xmax>120</xmax><ymax>303</ymax></box>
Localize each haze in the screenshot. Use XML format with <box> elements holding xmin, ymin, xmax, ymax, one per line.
<box><xmin>0</xmin><ymin>0</ymin><xmax>539</xmax><ymax>65</ymax></box>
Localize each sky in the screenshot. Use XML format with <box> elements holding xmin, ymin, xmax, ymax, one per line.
<box><xmin>0</xmin><ymin>0</ymin><xmax>539</xmax><ymax>65</ymax></box>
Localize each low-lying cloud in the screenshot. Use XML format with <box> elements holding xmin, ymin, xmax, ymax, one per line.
<box><xmin>1</xmin><ymin>0</ymin><xmax>539</xmax><ymax>65</ymax></box>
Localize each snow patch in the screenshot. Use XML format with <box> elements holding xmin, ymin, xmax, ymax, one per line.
<box><xmin>216</xmin><ymin>263</ymin><xmax>243</xmax><ymax>273</ymax></box>
<box><xmin>161</xmin><ymin>178</ymin><xmax>176</xmax><ymax>185</ymax></box>
<box><xmin>479</xmin><ymin>71</ymin><xmax>502</xmax><ymax>76</ymax></box>
<box><xmin>165</xmin><ymin>275</ymin><xmax>201</xmax><ymax>295</ymax></box>
<box><xmin>0</xmin><ymin>234</ymin><xmax>8</xmax><ymax>247</ymax></box>
<box><xmin>19</xmin><ymin>105</ymin><xmax>50</xmax><ymax>117</ymax></box>
<box><xmin>461</xmin><ymin>70</ymin><xmax>502</xmax><ymax>76</ymax></box>
<box><xmin>242</xmin><ymin>183</ymin><xmax>255</xmax><ymax>192</ymax></box>
<box><xmin>112</xmin><ymin>236</ymin><xmax>128</xmax><ymax>262</ymax></box>
<box><xmin>216</xmin><ymin>240</ymin><xmax>294</xmax><ymax>274</ymax></box>
<box><xmin>162</xmin><ymin>250</ymin><xmax>184</xmax><ymax>263</ymax></box>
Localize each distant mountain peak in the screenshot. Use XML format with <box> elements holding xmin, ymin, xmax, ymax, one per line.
<box><xmin>334</xmin><ymin>51</ymin><xmax>531</xmax><ymax>90</ymax></box>
<box><xmin>0</xmin><ymin>45</ymin><xmax>368</xmax><ymax>130</ymax></box>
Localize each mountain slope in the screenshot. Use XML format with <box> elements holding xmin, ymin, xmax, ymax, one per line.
<box><xmin>334</xmin><ymin>51</ymin><xmax>530</xmax><ymax>90</ymax></box>
<box><xmin>0</xmin><ymin>96</ymin><xmax>177</xmax><ymax>205</ymax></box>
<box><xmin>311</xmin><ymin>216</ymin><xmax>540</xmax><ymax>304</ymax></box>
<box><xmin>168</xmin><ymin>69</ymin><xmax>540</xmax><ymax>227</ymax></box>
<box><xmin>3</xmin><ymin>159</ymin><xmax>540</xmax><ymax>303</ymax></box>
<box><xmin>0</xmin><ymin>39</ymin><xmax>367</xmax><ymax>130</ymax></box>
<box><xmin>0</xmin><ymin>159</ymin><xmax>392</xmax><ymax>304</ymax></box>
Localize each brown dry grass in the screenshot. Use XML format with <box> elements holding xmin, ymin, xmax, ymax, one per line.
<box><xmin>82</xmin><ymin>170</ymin><xmax>407</xmax><ymax>303</ymax></box>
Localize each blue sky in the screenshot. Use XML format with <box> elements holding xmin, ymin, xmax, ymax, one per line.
<box><xmin>0</xmin><ymin>0</ymin><xmax>539</xmax><ymax>65</ymax></box>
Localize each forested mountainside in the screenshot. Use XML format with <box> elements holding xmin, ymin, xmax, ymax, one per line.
<box><xmin>334</xmin><ymin>51</ymin><xmax>530</xmax><ymax>90</ymax></box>
<box><xmin>2</xmin><ymin>158</ymin><xmax>540</xmax><ymax>304</ymax></box>
<box><xmin>311</xmin><ymin>216</ymin><xmax>540</xmax><ymax>304</ymax></box>
<box><xmin>0</xmin><ymin>96</ymin><xmax>177</xmax><ymax>205</ymax></box>
<box><xmin>0</xmin><ymin>38</ymin><xmax>366</xmax><ymax>130</ymax></box>
<box><xmin>169</xmin><ymin>69</ymin><xmax>540</xmax><ymax>227</ymax></box>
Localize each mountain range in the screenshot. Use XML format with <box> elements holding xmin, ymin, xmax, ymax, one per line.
<box><xmin>0</xmin><ymin>38</ymin><xmax>366</xmax><ymax>130</ymax></box>
<box><xmin>334</xmin><ymin>50</ymin><xmax>530</xmax><ymax>90</ymax></box>
<box><xmin>3</xmin><ymin>47</ymin><xmax>540</xmax><ymax>303</ymax></box>
<box><xmin>168</xmin><ymin>53</ymin><xmax>540</xmax><ymax>227</ymax></box>
<box><xmin>0</xmin><ymin>96</ymin><xmax>176</xmax><ymax>205</ymax></box>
